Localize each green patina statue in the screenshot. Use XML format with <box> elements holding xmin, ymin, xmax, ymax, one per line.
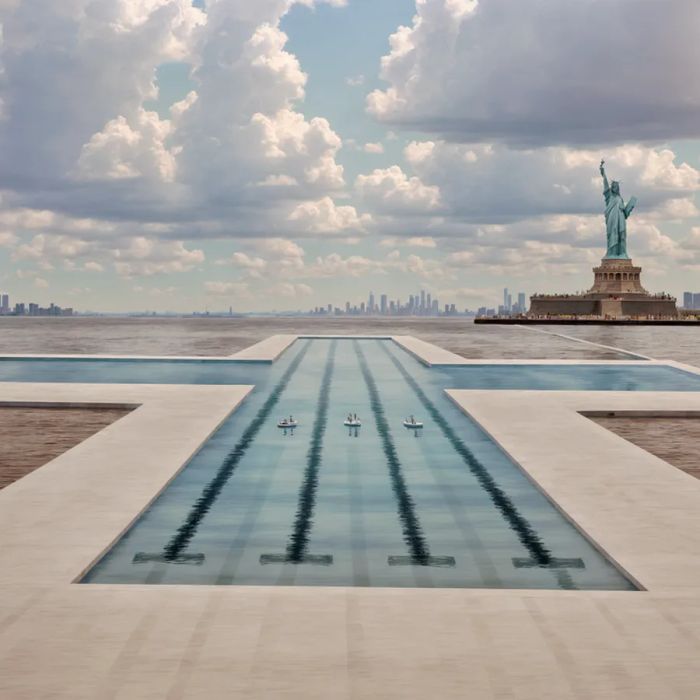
<box><xmin>600</xmin><ymin>160</ymin><xmax>637</xmax><ymax>260</ymax></box>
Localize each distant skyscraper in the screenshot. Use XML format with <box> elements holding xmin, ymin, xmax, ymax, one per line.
<box><xmin>420</xmin><ymin>290</ymin><xmax>426</xmax><ymax>312</ymax></box>
<box><xmin>518</xmin><ymin>292</ymin><xmax>526</xmax><ymax>310</ymax></box>
<box><xmin>380</xmin><ymin>294</ymin><xmax>387</xmax><ymax>314</ymax></box>
<box><xmin>503</xmin><ymin>288</ymin><xmax>509</xmax><ymax>310</ymax></box>
<box><xmin>684</xmin><ymin>292</ymin><xmax>694</xmax><ymax>309</ymax></box>
<box><xmin>426</xmin><ymin>292</ymin><xmax>432</xmax><ymax>313</ymax></box>
<box><xmin>368</xmin><ymin>291</ymin><xmax>375</xmax><ymax>314</ymax></box>
<box><xmin>694</xmin><ymin>293</ymin><xmax>700</xmax><ymax>310</ymax></box>
<box><xmin>1</xmin><ymin>294</ymin><xmax>8</xmax><ymax>311</ymax></box>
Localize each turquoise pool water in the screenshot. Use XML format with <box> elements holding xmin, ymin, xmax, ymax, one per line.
<box><xmin>1</xmin><ymin>353</ymin><xmax>699</xmax><ymax>391</ymax></box>
<box><xmin>75</xmin><ymin>339</ymin><xmax>657</xmax><ymax>590</ymax></box>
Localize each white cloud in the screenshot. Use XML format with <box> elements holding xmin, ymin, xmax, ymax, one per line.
<box><xmin>75</xmin><ymin>109</ymin><xmax>176</xmax><ymax>182</ymax></box>
<box><xmin>289</xmin><ymin>196</ymin><xmax>371</xmax><ymax>234</ymax></box>
<box><xmin>368</xmin><ymin>0</ymin><xmax>700</xmax><ymax>146</ymax></box>
<box><xmin>355</xmin><ymin>165</ymin><xmax>441</xmax><ymax>213</ymax></box>
<box><xmin>0</xmin><ymin>0</ymin><xmax>205</xmax><ymax>184</ymax></box>
<box><xmin>204</xmin><ymin>281</ymin><xmax>251</xmax><ymax>297</ymax></box>
<box><xmin>380</xmin><ymin>236</ymin><xmax>437</xmax><ymax>248</ymax></box>
<box><xmin>388</xmin><ymin>141</ymin><xmax>700</xmax><ymax>223</ymax></box>
<box><xmin>363</xmin><ymin>142</ymin><xmax>384</xmax><ymax>154</ymax></box>
<box><xmin>0</xmin><ymin>0</ymin><xmax>349</xmax><ymax>247</ymax></box>
<box><xmin>0</xmin><ymin>231</ymin><xmax>18</xmax><ymax>247</ymax></box>
<box><xmin>112</xmin><ymin>238</ymin><xmax>204</xmax><ymax>277</ymax></box>
<box><xmin>270</xmin><ymin>282</ymin><xmax>313</xmax><ymax>298</ymax></box>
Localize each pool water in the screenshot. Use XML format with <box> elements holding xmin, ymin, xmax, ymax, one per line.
<box><xmin>77</xmin><ymin>339</ymin><xmax>651</xmax><ymax>590</ymax></box>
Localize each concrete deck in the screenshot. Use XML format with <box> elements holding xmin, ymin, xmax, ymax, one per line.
<box><xmin>2</xmin><ymin>337</ymin><xmax>700</xmax><ymax>698</ymax></box>
<box><xmin>392</xmin><ymin>335</ymin><xmax>470</xmax><ymax>365</ymax></box>
<box><xmin>0</xmin><ymin>383</ymin><xmax>252</xmax><ymax>583</ymax></box>
<box><xmin>228</xmin><ymin>334</ymin><xmax>297</xmax><ymax>361</ymax></box>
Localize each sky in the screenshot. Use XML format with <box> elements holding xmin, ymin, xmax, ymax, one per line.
<box><xmin>1</xmin><ymin>0</ymin><xmax>700</xmax><ymax>313</ymax></box>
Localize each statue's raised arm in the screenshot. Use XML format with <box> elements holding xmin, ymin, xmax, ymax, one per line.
<box><xmin>600</xmin><ymin>160</ymin><xmax>610</xmax><ymax>193</ymax></box>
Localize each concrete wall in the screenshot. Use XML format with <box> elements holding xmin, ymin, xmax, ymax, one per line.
<box><xmin>529</xmin><ymin>298</ymin><xmax>598</xmax><ymax>316</ymax></box>
<box><xmin>620</xmin><ymin>300</ymin><xmax>678</xmax><ymax>318</ymax></box>
<box><xmin>529</xmin><ymin>296</ymin><xmax>678</xmax><ymax>318</ymax></box>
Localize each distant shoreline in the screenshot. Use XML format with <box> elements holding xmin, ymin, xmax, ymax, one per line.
<box><xmin>476</xmin><ymin>318</ymin><xmax>700</xmax><ymax>326</ymax></box>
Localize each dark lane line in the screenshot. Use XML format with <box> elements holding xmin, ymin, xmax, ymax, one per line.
<box><xmin>129</xmin><ymin>340</ymin><xmax>312</xmax><ymax>566</ymax></box>
<box><xmin>261</xmin><ymin>339</ymin><xmax>338</xmax><ymax>566</ymax></box>
<box><xmin>354</xmin><ymin>340</ymin><xmax>454</xmax><ymax>568</ymax></box>
<box><xmin>380</xmin><ymin>341</ymin><xmax>581</xmax><ymax>587</ymax></box>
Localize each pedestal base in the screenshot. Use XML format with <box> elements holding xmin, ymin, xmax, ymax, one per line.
<box><xmin>590</xmin><ymin>258</ymin><xmax>647</xmax><ymax>295</ymax></box>
<box><xmin>528</xmin><ymin>258</ymin><xmax>678</xmax><ymax>319</ymax></box>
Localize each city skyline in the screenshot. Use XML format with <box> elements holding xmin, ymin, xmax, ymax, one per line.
<box><xmin>1</xmin><ymin>1</ymin><xmax>699</xmax><ymax>312</ymax></box>
<box><xmin>0</xmin><ymin>286</ymin><xmax>523</xmax><ymax>317</ymax></box>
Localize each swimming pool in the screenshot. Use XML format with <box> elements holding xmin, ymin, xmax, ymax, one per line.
<box><xmin>1</xmin><ymin>351</ymin><xmax>699</xmax><ymax>391</ymax></box>
<box><xmin>76</xmin><ymin>339</ymin><xmax>652</xmax><ymax>590</ymax></box>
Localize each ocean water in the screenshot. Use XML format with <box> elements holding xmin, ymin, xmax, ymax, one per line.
<box><xmin>1</xmin><ymin>317</ymin><xmax>695</xmax><ymax>363</ymax></box>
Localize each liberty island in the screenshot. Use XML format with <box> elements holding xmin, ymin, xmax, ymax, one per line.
<box><xmin>527</xmin><ymin>162</ymin><xmax>678</xmax><ymax>320</ymax></box>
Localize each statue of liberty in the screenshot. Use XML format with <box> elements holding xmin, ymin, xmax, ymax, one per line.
<box><xmin>599</xmin><ymin>160</ymin><xmax>637</xmax><ymax>259</ymax></box>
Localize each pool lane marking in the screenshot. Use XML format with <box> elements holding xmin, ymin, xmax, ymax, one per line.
<box><xmin>131</xmin><ymin>339</ymin><xmax>313</xmax><ymax>566</ymax></box>
<box><xmin>260</xmin><ymin>339</ymin><xmax>337</xmax><ymax>567</ymax></box>
<box><xmin>354</xmin><ymin>340</ymin><xmax>455</xmax><ymax>568</ymax></box>
<box><xmin>380</xmin><ymin>341</ymin><xmax>583</xmax><ymax>587</ymax></box>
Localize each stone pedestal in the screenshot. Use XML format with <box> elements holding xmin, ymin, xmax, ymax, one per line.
<box><xmin>528</xmin><ymin>258</ymin><xmax>678</xmax><ymax>319</ymax></box>
<box><xmin>590</xmin><ymin>259</ymin><xmax>647</xmax><ymax>295</ymax></box>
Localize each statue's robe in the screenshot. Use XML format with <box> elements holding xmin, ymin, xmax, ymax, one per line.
<box><xmin>604</xmin><ymin>186</ymin><xmax>636</xmax><ymax>259</ymax></box>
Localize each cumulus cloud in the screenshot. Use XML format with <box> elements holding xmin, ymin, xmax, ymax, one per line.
<box><xmin>0</xmin><ymin>0</ymin><xmax>205</xmax><ymax>185</ymax></box>
<box><xmin>204</xmin><ymin>281</ymin><xmax>251</xmax><ymax>297</ymax></box>
<box><xmin>370</xmin><ymin>141</ymin><xmax>700</xmax><ymax>224</ymax></box>
<box><xmin>113</xmin><ymin>238</ymin><xmax>204</xmax><ymax>277</ymax></box>
<box><xmin>356</xmin><ymin>165</ymin><xmax>441</xmax><ymax>214</ymax></box>
<box><xmin>0</xmin><ymin>0</ymin><xmax>351</xmax><ymax>247</ymax></box>
<box><xmin>269</xmin><ymin>282</ymin><xmax>313</xmax><ymax>298</ymax></box>
<box><xmin>368</xmin><ymin>0</ymin><xmax>700</xmax><ymax>146</ymax></box>
<box><xmin>363</xmin><ymin>142</ymin><xmax>384</xmax><ymax>154</ymax></box>
<box><xmin>75</xmin><ymin>108</ymin><xmax>176</xmax><ymax>182</ymax></box>
<box><xmin>288</xmin><ymin>197</ymin><xmax>371</xmax><ymax>234</ymax></box>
